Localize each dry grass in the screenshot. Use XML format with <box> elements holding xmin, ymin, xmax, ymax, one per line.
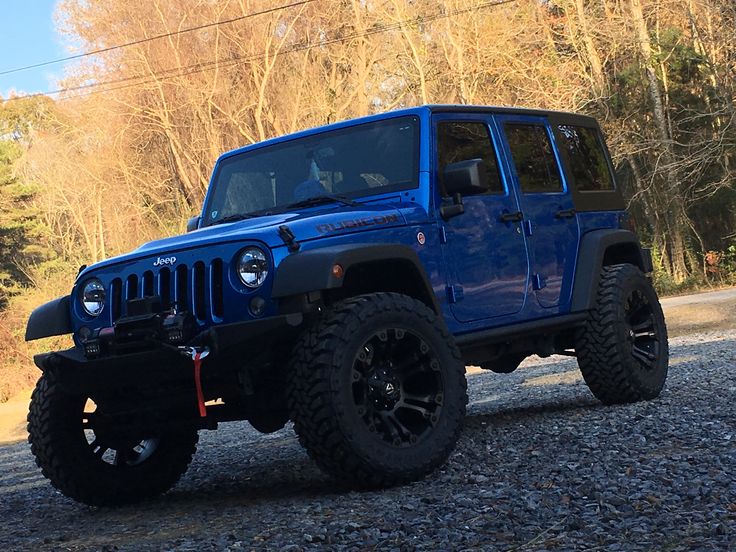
<box><xmin>0</xmin><ymin>271</ymin><xmax>75</xmax><ymax>403</ymax></box>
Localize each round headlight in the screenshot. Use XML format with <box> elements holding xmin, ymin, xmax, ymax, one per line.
<box><xmin>81</xmin><ymin>279</ymin><xmax>106</xmax><ymax>317</ymax></box>
<box><xmin>237</xmin><ymin>247</ymin><xmax>269</xmax><ymax>288</ymax></box>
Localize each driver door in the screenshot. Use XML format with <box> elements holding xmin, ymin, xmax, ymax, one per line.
<box><xmin>435</xmin><ymin>115</ymin><xmax>530</xmax><ymax>323</ymax></box>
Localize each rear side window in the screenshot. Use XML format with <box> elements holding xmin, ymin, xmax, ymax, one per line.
<box><xmin>504</xmin><ymin>123</ymin><xmax>563</xmax><ymax>193</ymax></box>
<box><xmin>557</xmin><ymin>125</ymin><xmax>615</xmax><ymax>192</ymax></box>
<box><xmin>436</xmin><ymin>121</ymin><xmax>504</xmax><ymax>195</ymax></box>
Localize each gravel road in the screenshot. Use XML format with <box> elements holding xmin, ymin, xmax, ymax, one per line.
<box><xmin>2</xmin><ymin>329</ymin><xmax>735</xmax><ymax>551</ymax></box>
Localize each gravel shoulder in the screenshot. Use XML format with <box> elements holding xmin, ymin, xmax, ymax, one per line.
<box><xmin>1</xmin><ymin>327</ymin><xmax>734</xmax><ymax>551</ymax></box>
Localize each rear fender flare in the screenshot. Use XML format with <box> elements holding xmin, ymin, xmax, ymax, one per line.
<box><xmin>571</xmin><ymin>229</ymin><xmax>653</xmax><ymax>312</ymax></box>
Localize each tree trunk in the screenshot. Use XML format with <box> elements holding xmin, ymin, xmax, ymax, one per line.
<box><xmin>629</xmin><ymin>0</ymin><xmax>691</xmax><ymax>282</ymax></box>
<box><xmin>573</xmin><ymin>0</ymin><xmax>606</xmax><ymax>95</ymax></box>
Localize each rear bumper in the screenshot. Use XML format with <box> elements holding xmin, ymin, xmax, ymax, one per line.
<box><xmin>34</xmin><ymin>313</ymin><xmax>304</xmax><ymax>390</ymax></box>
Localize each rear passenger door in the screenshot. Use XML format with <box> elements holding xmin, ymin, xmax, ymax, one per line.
<box><xmin>495</xmin><ymin>115</ymin><xmax>580</xmax><ymax>309</ymax></box>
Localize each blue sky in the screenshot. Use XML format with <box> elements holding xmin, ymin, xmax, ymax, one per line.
<box><xmin>0</xmin><ymin>1</ymin><xmax>67</xmax><ymax>98</ymax></box>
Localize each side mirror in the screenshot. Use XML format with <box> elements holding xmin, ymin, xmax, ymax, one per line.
<box><xmin>186</xmin><ymin>216</ymin><xmax>201</xmax><ymax>233</ymax></box>
<box><xmin>443</xmin><ymin>159</ymin><xmax>489</xmax><ymax>196</ymax></box>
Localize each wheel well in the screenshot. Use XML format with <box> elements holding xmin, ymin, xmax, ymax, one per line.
<box><xmin>326</xmin><ymin>259</ymin><xmax>438</xmax><ymax>313</ymax></box>
<box><xmin>602</xmin><ymin>242</ymin><xmax>644</xmax><ymax>271</ymax></box>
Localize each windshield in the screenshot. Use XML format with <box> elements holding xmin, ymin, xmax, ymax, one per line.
<box><xmin>204</xmin><ymin>116</ymin><xmax>420</xmax><ymax>225</ymax></box>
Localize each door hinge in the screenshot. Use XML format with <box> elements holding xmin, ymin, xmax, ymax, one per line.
<box><xmin>439</xmin><ymin>226</ymin><xmax>447</xmax><ymax>244</ymax></box>
<box><xmin>532</xmin><ymin>274</ymin><xmax>547</xmax><ymax>290</ymax></box>
<box><xmin>446</xmin><ymin>285</ymin><xmax>464</xmax><ymax>303</ymax></box>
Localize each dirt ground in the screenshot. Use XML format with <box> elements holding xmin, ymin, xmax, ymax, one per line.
<box><xmin>660</xmin><ymin>288</ymin><xmax>736</xmax><ymax>338</ymax></box>
<box><xmin>0</xmin><ymin>390</ymin><xmax>30</xmax><ymax>445</ymax></box>
<box><xmin>1</xmin><ymin>288</ymin><xmax>733</xmax><ymax>445</ymax></box>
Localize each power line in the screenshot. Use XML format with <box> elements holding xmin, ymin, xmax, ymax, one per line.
<box><xmin>3</xmin><ymin>0</ymin><xmax>517</xmax><ymax>103</ymax></box>
<box><xmin>0</xmin><ymin>0</ymin><xmax>317</xmax><ymax>76</ymax></box>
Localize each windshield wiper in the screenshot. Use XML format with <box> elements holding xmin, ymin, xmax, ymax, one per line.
<box><xmin>208</xmin><ymin>213</ymin><xmax>254</xmax><ymax>227</ymax></box>
<box><xmin>284</xmin><ymin>193</ymin><xmax>359</xmax><ymax>210</ymax></box>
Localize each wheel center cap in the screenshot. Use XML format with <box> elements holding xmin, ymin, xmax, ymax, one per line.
<box><xmin>367</xmin><ymin>368</ymin><xmax>401</xmax><ymax>407</ymax></box>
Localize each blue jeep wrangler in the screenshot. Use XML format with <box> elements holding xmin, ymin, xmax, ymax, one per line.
<box><xmin>25</xmin><ymin>105</ymin><xmax>668</xmax><ymax>506</ymax></box>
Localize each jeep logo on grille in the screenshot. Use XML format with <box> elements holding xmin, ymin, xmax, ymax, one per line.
<box><xmin>153</xmin><ymin>256</ymin><xmax>177</xmax><ymax>267</ymax></box>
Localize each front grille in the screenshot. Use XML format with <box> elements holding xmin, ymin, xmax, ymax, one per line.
<box><xmin>110</xmin><ymin>259</ymin><xmax>225</xmax><ymax>323</ymax></box>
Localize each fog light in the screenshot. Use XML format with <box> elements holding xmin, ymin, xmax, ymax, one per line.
<box><xmin>249</xmin><ymin>296</ymin><xmax>266</xmax><ymax>317</ymax></box>
<box><xmin>78</xmin><ymin>326</ymin><xmax>92</xmax><ymax>341</ymax></box>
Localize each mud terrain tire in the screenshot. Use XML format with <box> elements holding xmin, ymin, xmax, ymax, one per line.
<box><xmin>287</xmin><ymin>293</ymin><xmax>467</xmax><ymax>487</ymax></box>
<box><xmin>28</xmin><ymin>369</ymin><xmax>198</xmax><ymax>506</ymax></box>
<box><xmin>575</xmin><ymin>263</ymin><xmax>668</xmax><ymax>405</ymax></box>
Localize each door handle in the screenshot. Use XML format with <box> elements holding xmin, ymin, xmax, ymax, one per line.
<box><xmin>499</xmin><ymin>211</ymin><xmax>523</xmax><ymax>223</ymax></box>
<box><xmin>555</xmin><ymin>208</ymin><xmax>576</xmax><ymax>219</ymax></box>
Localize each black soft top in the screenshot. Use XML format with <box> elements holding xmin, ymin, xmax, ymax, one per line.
<box><xmin>425</xmin><ymin>104</ymin><xmax>599</xmax><ymax>127</ymax></box>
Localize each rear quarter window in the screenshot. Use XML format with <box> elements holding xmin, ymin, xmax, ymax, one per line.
<box><xmin>557</xmin><ymin>125</ymin><xmax>615</xmax><ymax>192</ymax></box>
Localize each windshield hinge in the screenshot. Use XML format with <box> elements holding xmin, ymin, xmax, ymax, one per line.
<box><xmin>278</xmin><ymin>225</ymin><xmax>300</xmax><ymax>253</ymax></box>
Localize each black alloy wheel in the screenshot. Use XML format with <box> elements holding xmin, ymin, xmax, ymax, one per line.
<box><xmin>82</xmin><ymin>399</ymin><xmax>163</xmax><ymax>468</ymax></box>
<box><xmin>623</xmin><ymin>288</ymin><xmax>662</xmax><ymax>372</ymax></box>
<box><xmin>351</xmin><ymin>328</ymin><xmax>444</xmax><ymax>448</ymax></box>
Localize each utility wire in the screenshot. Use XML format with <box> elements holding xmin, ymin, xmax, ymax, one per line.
<box><xmin>4</xmin><ymin>0</ymin><xmax>517</xmax><ymax>102</ymax></box>
<box><xmin>0</xmin><ymin>0</ymin><xmax>318</xmax><ymax>76</ymax></box>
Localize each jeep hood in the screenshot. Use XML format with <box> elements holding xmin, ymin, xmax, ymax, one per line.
<box><xmin>77</xmin><ymin>203</ymin><xmax>409</xmax><ymax>279</ymax></box>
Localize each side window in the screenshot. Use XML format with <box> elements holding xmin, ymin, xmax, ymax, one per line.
<box><xmin>504</xmin><ymin>123</ymin><xmax>563</xmax><ymax>193</ymax></box>
<box><xmin>436</xmin><ymin>121</ymin><xmax>504</xmax><ymax>195</ymax></box>
<box><xmin>557</xmin><ymin>125</ymin><xmax>615</xmax><ymax>192</ymax></box>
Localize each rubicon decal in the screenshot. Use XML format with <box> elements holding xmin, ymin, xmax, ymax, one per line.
<box><xmin>153</xmin><ymin>256</ymin><xmax>177</xmax><ymax>267</ymax></box>
<box><xmin>316</xmin><ymin>214</ymin><xmax>400</xmax><ymax>234</ymax></box>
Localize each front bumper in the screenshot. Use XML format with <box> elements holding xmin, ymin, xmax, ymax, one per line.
<box><xmin>34</xmin><ymin>313</ymin><xmax>303</xmax><ymax>391</ymax></box>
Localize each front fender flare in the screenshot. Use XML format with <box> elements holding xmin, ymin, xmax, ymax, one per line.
<box><xmin>26</xmin><ymin>296</ymin><xmax>72</xmax><ymax>341</ymax></box>
<box><xmin>271</xmin><ymin>243</ymin><xmax>440</xmax><ymax>312</ymax></box>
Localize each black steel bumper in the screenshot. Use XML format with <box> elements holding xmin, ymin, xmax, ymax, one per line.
<box><xmin>34</xmin><ymin>313</ymin><xmax>304</xmax><ymax>389</ymax></box>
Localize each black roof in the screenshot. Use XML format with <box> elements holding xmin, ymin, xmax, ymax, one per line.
<box><xmin>423</xmin><ymin>104</ymin><xmax>599</xmax><ymax>125</ymax></box>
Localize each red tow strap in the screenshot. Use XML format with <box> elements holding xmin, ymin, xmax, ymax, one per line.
<box><xmin>192</xmin><ymin>351</ymin><xmax>207</xmax><ymax>418</ymax></box>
